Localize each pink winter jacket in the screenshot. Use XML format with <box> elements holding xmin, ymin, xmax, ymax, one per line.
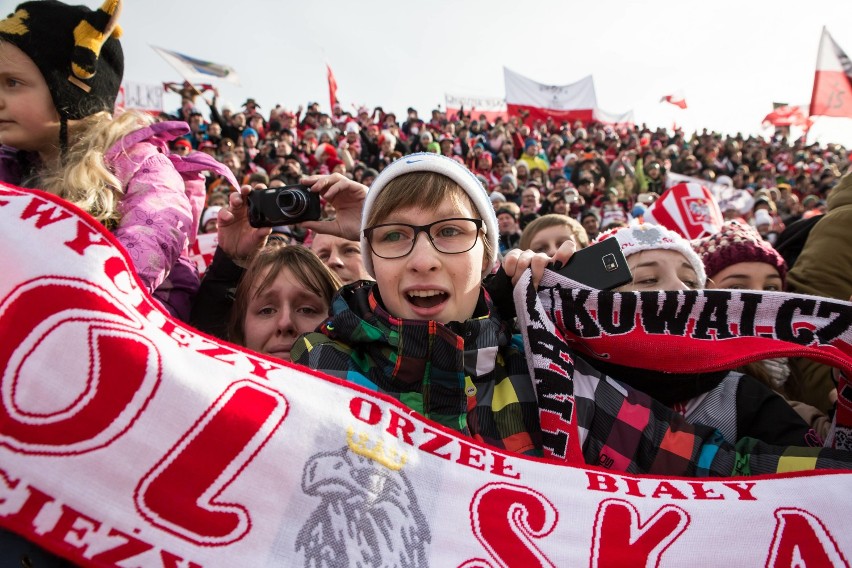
<box><xmin>0</xmin><ymin>121</ymin><xmax>238</xmax><ymax>321</ymax></box>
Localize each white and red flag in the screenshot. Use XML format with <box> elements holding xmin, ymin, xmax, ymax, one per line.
<box><xmin>763</xmin><ymin>104</ymin><xmax>812</xmax><ymax>128</ymax></box>
<box><xmin>660</xmin><ymin>93</ymin><xmax>688</xmax><ymax>109</ymax></box>
<box><xmin>644</xmin><ymin>182</ymin><xmax>723</xmax><ymax>240</ymax></box>
<box><xmin>504</xmin><ymin>67</ymin><xmax>597</xmax><ymax>123</ymax></box>
<box><xmin>445</xmin><ymin>93</ymin><xmax>508</xmax><ymax>123</ymax></box>
<box><xmin>187</xmin><ymin>231</ymin><xmax>218</xmax><ymax>278</ymax></box>
<box><xmin>326</xmin><ymin>63</ymin><xmax>339</xmax><ymax>111</ymax></box>
<box><xmin>592</xmin><ymin>107</ymin><xmax>635</xmax><ymax>126</ymax></box>
<box><xmin>809</xmin><ymin>27</ymin><xmax>852</xmax><ymax>118</ymax></box>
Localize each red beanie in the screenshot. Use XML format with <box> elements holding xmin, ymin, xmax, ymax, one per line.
<box><xmin>693</xmin><ymin>221</ymin><xmax>788</xmax><ymax>287</ymax></box>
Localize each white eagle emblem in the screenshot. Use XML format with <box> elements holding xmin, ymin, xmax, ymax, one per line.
<box><xmin>296</xmin><ymin>446</ymin><xmax>432</xmax><ymax>567</ymax></box>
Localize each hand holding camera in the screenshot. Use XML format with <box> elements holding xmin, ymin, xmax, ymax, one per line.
<box><xmin>217</xmin><ymin>185</ymin><xmax>273</xmax><ymax>266</ymax></box>
<box><xmin>247</xmin><ymin>184</ymin><xmax>322</xmax><ymax>227</ymax></box>
<box><xmin>297</xmin><ymin>173</ymin><xmax>367</xmax><ymax>242</ymax></box>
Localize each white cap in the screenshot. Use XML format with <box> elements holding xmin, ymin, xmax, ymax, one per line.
<box><xmin>716</xmin><ymin>175</ymin><xmax>734</xmax><ymax>187</ymax></box>
<box><xmin>201</xmin><ymin>206</ymin><xmax>222</xmax><ymax>228</ymax></box>
<box><xmin>360</xmin><ymin>152</ymin><xmax>498</xmax><ymax>279</ymax></box>
<box><xmin>753</xmin><ymin>209</ymin><xmax>773</xmax><ymax>227</ymax></box>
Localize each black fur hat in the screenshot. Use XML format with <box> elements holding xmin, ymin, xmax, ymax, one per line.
<box><xmin>0</xmin><ymin>0</ymin><xmax>124</xmax><ymax>121</ymax></box>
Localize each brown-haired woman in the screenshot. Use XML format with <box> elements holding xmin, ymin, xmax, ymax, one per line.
<box><xmin>229</xmin><ymin>245</ymin><xmax>341</xmax><ymax>362</ymax></box>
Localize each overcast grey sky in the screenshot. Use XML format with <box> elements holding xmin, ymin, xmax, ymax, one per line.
<box><xmin>58</xmin><ymin>0</ymin><xmax>852</xmax><ymax>145</ymax></box>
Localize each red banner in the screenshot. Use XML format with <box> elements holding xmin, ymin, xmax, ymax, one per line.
<box><xmin>763</xmin><ymin>104</ymin><xmax>812</xmax><ymax>128</ymax></box>
<box><xmin>327</xmin><ymin>63</ymin><xmax>339</xmax><ymax>112</ymax></box>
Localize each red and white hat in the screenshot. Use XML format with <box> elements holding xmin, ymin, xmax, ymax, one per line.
<box><xmin>594</xmin><ymin>224</ymin><xmax>707</xmax><ymax>287</ymax></box>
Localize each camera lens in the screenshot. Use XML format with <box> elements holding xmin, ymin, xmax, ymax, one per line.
<box><xmin>276</xmin><ymin>189</ymin><xmax>308</xmax><ymax>218</ymax></box>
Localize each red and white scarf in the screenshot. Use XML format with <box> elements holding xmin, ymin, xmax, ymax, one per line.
<box><xmin>0</xmin><ymin>185</ymin><xmax>849</xmax><ymax>566</ymax></box>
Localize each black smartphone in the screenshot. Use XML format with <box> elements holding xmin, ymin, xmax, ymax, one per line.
<box><xmin>554</xmin><ymin>237</ymin><xmax>632</xmax><ymax>290</ymax></box>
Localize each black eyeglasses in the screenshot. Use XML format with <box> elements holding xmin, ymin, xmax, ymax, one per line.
<box><xmin>363</xmin><ymin>218</ymin><xmax>484</xmax><ymax>259</ymax></box>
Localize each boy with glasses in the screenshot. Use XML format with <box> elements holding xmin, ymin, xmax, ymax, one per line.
<box><xmin>287</xmin><ymin>153</ymin><xmax>852</xmax><ymax>475</ymax></box>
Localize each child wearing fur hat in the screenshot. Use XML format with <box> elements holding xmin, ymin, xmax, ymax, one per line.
<box><xmin>0</xmin><ymin>0</ymin><xmax>236</xmax><ymax>321</ymax></box>
<box><xmin>588</xmin><ymin>223</ymin><xmax>815</xmax><ymax>447</ymax></box>
<box><xmin>289</xmin><ymin>153</ymin><xmax>850</xmax><ymax>475</ymax></box>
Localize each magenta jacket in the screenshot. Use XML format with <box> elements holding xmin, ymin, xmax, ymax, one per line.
<box><xmin>0</xmin><ymin>121</ymin><xmax>238</xmax><ymax>321</ymax></box>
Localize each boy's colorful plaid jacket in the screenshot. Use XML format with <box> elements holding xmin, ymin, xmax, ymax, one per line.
<box><xmin>292</xmin><ymin>281</ymin><xmax>543</xmax><ymax>455</ymax></box>
<box><xmin>293</xmin><ymin>281</ymin><xmax>852</xmax><ymax>475</ymax></box>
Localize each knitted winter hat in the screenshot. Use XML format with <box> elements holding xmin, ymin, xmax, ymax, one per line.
<box><xmin>594</xmin><ymin>223</ymin><xmax>707</xmax><ymax>287</ymax></box>
<box><xmin>200</xmin><ymin>206</ymin><xmax>221</xmax><ymax>229</ymax></box>
<box><xmin>693</xmin><ymin>221</ymin><xmax>787</xmax><ymax>287</ymax></box>
<box><xmin>500</xmin><ymin>174</ymin><xmax>517</xmax><ymax>189</ymax></box>
<box><xmin>0</xmin><ymin>0</ymin><xmax>124</xmax><ymax>125</ymax></box>
<box><xmin>581</xmin><ymin>208</ymin><xmax>601</xmax><ymax>223</ymax></box>
<box><xmin>360</xmin><ymin>152</ymin><xmax>499</xmax><ymax>279</ymax></box>
<box><xmin>753</xmin><ymin>209</ymin><xmax>773</xmax><ymax>227</ymax></box>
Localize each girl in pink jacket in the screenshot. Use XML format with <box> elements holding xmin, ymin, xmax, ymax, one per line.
<box><xmin>0</xmin><ymin>0</ymin><xmax>236</xmax><ymax>320</ymax></box>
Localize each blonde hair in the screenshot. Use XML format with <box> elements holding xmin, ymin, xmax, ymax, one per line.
<box><xmin>39</xmin><ymin>109</ymin><xmax>156</xmax><ymax>228</ymax></box>
<box><xmin>519</xmin><ymin>213</ymin><xmax>590</xmax><ymax>251</ymax></box>
<box><xmin>365</xmin><ymin>172</ymin><xmax>494</xmax><ymax>268</ymax></box>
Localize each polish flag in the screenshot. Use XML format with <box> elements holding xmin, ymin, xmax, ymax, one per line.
<box><xmin>762</xmin><ymin>104</ymin><xmax>811</xmax><ymax>128</ymax></box>
<box><xmin>660</xmin><ymin>94</ymin><xmax>687</xmax><ymax>109</ymax></box>
<box><xmin>644</xmin><ymin>182</ymin><xmax>723</xmax><ymax>240</ymax></box>
<box><xmin>327</xmin><ymin>63</ymin><xmax>339</xmax><ymax>111</ymax></box>
<box><xmin>809</xmin><ymin>27</ymin><xmax>852</xmax><ymax>118</ymax></box>
<box><xmin>445</xmin><ymin>93</ymin><xmax>508</xmax><ymax>123</ymax></box>
<box><xmin>504</xmin><ymin>67</ymin><xmax>598</xmax><ymax>123</ymax></box>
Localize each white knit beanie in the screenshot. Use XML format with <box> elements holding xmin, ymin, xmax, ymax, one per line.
<box><xmin>201</xmin><ymin>206</ymin><xmax>222</xmax><ymax>228</ymax></box>
<box><xmin>594</xmin><ymin>224</ymin><xmax>707</xmax><ymax>287</ymax></box>
<box><xmin>360</xmin><ymin>153</ymin><xmax>499</xmax><ymax>279</ymax></box>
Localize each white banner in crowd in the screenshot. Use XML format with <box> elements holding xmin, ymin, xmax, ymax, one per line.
<box><xmin>116</xmin><ymin>82</ymin><xmax>164</xmax><ymax>113</ymax></box>
<box><xmin>504</xmin><ymin>67</ymin><xmax>598</xmax><ymax>123</ymax></box>
<box><xmin>592</xmin><ymin>108</ymin><xmax>636</xmax><ymax>126</ymax></box>
<box><xmin>0</xmin><ymin>185</ymin><xmax>850</xmax><ymax>566</ymax></box>
<box><xmin>444</xmin><ymin>93</ymin><xmax>508</xmax><ymax>123</ymax></box>
<box><xmin>667</xmin><ymin>172</ymin><xmax>756</xmax><ymax>215</ymax></box>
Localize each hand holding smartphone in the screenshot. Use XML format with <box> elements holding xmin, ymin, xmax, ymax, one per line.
<box><xmin>485</xmin><ymin>237</ymin><xmax>632</xmax><ymax>321</ymax></box>
<box><xmin>554</xmin><ymin>237</ymin><xmax>632</xmax><ymax>290</ymax></box>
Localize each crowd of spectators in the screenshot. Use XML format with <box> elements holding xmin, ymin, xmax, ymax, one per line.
<box><xmin>173</xmin><ymin>86</ymin><xmax>851</xmax><ymax>425</ymax></box>
<box><xmin>167</xmin><ymin>86</ymin><xmax>848</xmax><ymax>249</ymax></box>
<box><xmin>169</xmin><ymin>83</ymin><xmax>851</xmax><ymax>424</ymax></box>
